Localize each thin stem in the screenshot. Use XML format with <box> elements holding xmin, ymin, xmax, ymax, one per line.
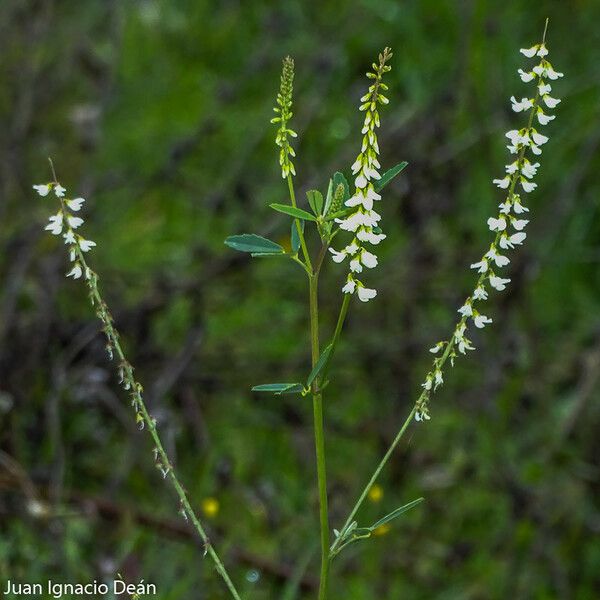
<box><xmin>330</xmin><ymin>406</ymin><xmax>416</xmax><ymax>555</ymax></box>
<box><xmin>319</xmin><ymin>293</ymin><xmax>351</xmax><ymax>385</ymax></box>
<box><xmin>287</xmin><ymin>175</ymin><xmax>312</xmax><ymax>272</ymax></box>
<box><xmin>53</xmin><ymin>189</ymin><xmax>242</xmax><ymax>599</ymax></box>
<box><xmin>309</xmin><ymin>273</ymin><xmax>330</xmax><ymax>599</ymax></box>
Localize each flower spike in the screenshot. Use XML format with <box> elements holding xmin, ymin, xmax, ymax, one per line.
<box><xmin>414</xmin><ymin>27</ymin><xmax>562</xmax><ymax>422</ymax></box>
<box><xmin>271</xmin><ymin>56</ymin><xmax>297</xmax><ymax>179</ymax></box>
<box><xmin>330</xmin><ymin>47</ymin><xmax>393</xmax><ymax>302</ymax></box>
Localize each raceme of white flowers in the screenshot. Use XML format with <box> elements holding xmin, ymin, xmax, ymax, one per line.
<box><xmin>36</xmin><ymin>182</ymin><xmax>96</xmax><ymax>279</ymax></box>
<box><xmin>271</xmin><ymin>57</ymin><xmax>297</xmax><ymax>179</ymax></box>
<box><xmin>330</xmin><ymin>49</ymin><xmax>392</xmax><ymax>302</ymax></box>
<box><xmin>415</xmin><ymin>39</ymin><xmax>562</xmax><ymax>423</ymax></box>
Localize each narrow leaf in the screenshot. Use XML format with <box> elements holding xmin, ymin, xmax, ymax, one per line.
<box><xmin>323</xmin><ymin>179</ymin><xmax>334</xmax><ymax>215</ymax></box>
<box><xmin>306</xmin><ymin>190</ymin><xmax>324</xmax><ymax>216</ymax></box>
<box><xmin>374</xmin><ymin>161</ymin><xmax>408</xmax><ymax>192</ymax></box>
<box><xmin>252</xmin><ymin>383</ymin><xmax>304</xmax><ymax>395</ymax></box>
<box><xmin>307</xmin><ymin>344</ymin><xmax>332</xmax><ymax>387</ymax></box>
<box><xmin>225</xmin><ymin>234</ymin><xmax>284</xmax><ymax>254</ymax></box>
<box><xmin>324</xmin><ymin>207</ymin><xmax>352</xmax><ymax>222</ymax></box>
<box><xmin>291</xmin><ymin>219</ymin><xmax>305</xmax><ymax>253</ymax></box>
<box><xmin>270</xmin><ymin>203</ymin><xmax>316</xmax><ymax>221</ymax></box>
<box><xmin>368</xmin><ymin>497</ymin><xmax>424</xmax><ymax>531</ymax></box>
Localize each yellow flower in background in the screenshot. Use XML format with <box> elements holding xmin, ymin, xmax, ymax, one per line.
<box><xmin>372</xmin><ymin>524</ymin><xmax>391</xmax><ymax>536</ymax></box>
<box><xmin>368</xmin><ymin>484</ymin><xmax>384</xmax><ymax>503</ymax></box>
<box><xmin>201</xmin><ymin>497</ymin><xmax>220</xmax><ymax>519</ymax></box>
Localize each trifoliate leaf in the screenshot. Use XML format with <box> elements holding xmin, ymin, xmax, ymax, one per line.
<box><xmin>225</xmin><ymin>234</ymin><xmax>284</xmax><ymax>254</ymax></box>
<box><xmin>270</xmin><ymin>203</ymin><xmax>316</xmax><ymax>221</ymax></box>
<box><xmin>306</xmin><ymin>190</ymin><xmax>324</xmax><ymax>216</ymax></box>
<box><xmin>374</xmin><ymin>162</ymin><xmax>408</xmax><ymax>192</ymax></box>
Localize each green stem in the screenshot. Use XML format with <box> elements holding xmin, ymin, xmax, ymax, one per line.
<box><xmin>287</xmin><ymin>175</ymin><xmax>312</xmax><ymax>272</ymax></box>
<box><xmin>330</xmin><ymin>406</ymin><xmax>416</xmax><ymax>556</ymax></box>
<box><xmin>58</xmin><ymin>214</ymin><xmax>242</xmax><ymax>599</ymax></box>
<box><xmin>309</xmin><ymin>273</ymin><xmax>330</xmax><ymax>599</ymax></box>
<box><xmin>319</xmin><ymin>293</ymin><xmax>351</xmax><ymax>385</ymax></box>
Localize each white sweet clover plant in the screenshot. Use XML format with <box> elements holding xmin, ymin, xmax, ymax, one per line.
<box><xmin>37</xmin><ymin>23</ymin><xmax>562</xmax><ymax>600</ymax></box>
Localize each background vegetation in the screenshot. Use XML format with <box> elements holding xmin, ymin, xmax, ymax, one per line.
<box><xmin>1</xmin><ymin>1</ymin><xmax>599</xmax><ymax>598</ymax></box>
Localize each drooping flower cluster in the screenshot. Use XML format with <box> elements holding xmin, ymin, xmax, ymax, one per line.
<box><xmin>329</xmin><ymin>48</ymin><xmax>392</xmax><ymax>302</ymax></box>
<box><xmin>36</xmin><ymin>182</ymin><xmax>96</xmax><ymax>279</ymax></box>
<box><xmin>271</xmin><ymin>56</ymin><xmax>297</xmax><ymax>179</ymax></box>
<box><xmin>414</xmin><ymin>36</ymin><xmax>562</xmax><ymax>422</ymax></box>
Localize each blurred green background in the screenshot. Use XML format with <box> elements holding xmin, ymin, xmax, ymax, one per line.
<box><xmin>1</xmin><ymin>0</ymin><xmax>599</xmax><ymax>598</ymax></box>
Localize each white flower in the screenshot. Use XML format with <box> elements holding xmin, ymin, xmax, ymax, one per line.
<box><xmin>511</xmin><ymin>218</ymin><xmax>529</xmax><ymax>231</ymax></box>
<box><xmin>487</xmin><ymin>217</ymin><xmax>507</xmax><ymax>232</ymax></box>
<box><xmin>422</xmin><ymin>376</ymin><xmax>433</xmax><ymax>391</ymax></box>
<box><xmin>357</xmin><ymin>229</ymin><xmax>386</xmax><ymax>244</ymax></box>
<box><xmin>342</xmin><ymin>277</ymin><xmax>356</xmax><ymax>294</ymax></box>
<box><xmin>44</xmin><ymin>212</ymin><xmax>63</xmax><ymax>235</ymax></box>
<box><xmin>510</xmin><ymin>96</ymin><xmax>533</xmax><ymax>112</ymax></box>
<box><xmin>470</xmin><ymin>259</ymin><xmax>489</xmax><ymax>273</ymax></box>
<box><xmin>512</xmin><ymin>198</ymin><xmax>529</xmax><ymax>213</ymax></box>
<box><xmin>520</xmin><ymin>45</ymin><xmax>538</xmax><ymax>58</ymax></box>
<box><xmin>473</xmin><ymin>285</ymin><xmax>488</xmax><ymax>300</ymax></box>
<box><xmin>350</xmin><ymin>257</ymin><xmax>362</xmax><ymax>273</ymax></box>
<box><xmin>545</xmin><ymin>65</ymin><xmax>563</xmax><ymax>80</ymax></box>
<box><xmin>489</xmin><ymin>275</ymin><xmax>511</xmax><ymax>291</ymax></box>
<box><xmin>342</xmin><ymin>279</ymin><xmax>356</xmax><ymax>294</ymax></box>
<box><xmin>521</xmin><ymin>161</ymin><xmax>540</xmax><ymax>179</ymax></box>
<box><xmin>458</xmin><ymin>302</ymin><xmax>473</xmax><ymax>317</ymax></box>
<box><xmin>485</xmin><ymin>247</ymin><xmax>510</xmax><ymax>267</ymax></box>
<box><xmin>361</xmin><ymin>249</ymin><xmax>378</xmax><ymax>269</ymax></box>
<box><xmin>33</xmin><ymin>183</ymin><xmax>51</xmax><ymax>196</ymax></box>
<box><xmin>493</xmin><ymin>176</ymin><xmax>510</xmax><ymax>189</ymax></box>
<box><xmin>63</xmin><ymin>230</ymin><xmax>76</xmax><ymax>245</ymax></box>
<box><xmin>67</xmin><ymin>216</ymin><xmax>84</xmax><ymax>229</ymax></box>
<box><xmin>499</xmin><ymin>201</ymin><xmax>512</xmax><ymax>215</ymax></box>
<box><xmin>473</xmin><ymin>314</ymin><xmax>492</xmax><ymax>328</ymax></box>
<box><xmin>508</xmin><ymin>232</ymin><xmax>526</xmax><ymax>246</ymax></box>
<box><xmin>67</xmin><ymin>197</ymin><xmax>85</xmax><ymax>211</ymax></box>
<box><xmin>531</xmin><ymin>131</ymin><xmax>549</xmax><ymax>146</ymax></box>
<box><xmin>543</xmin><ymin>95</ymin><xmax>561</xmax><ymax>109</ymax></box>
<box><xmin>429</xmin><ymin>342</ymin><xmax>444</xmax><ymax>354</ymax></box>
<box><xmin>538</xmin><ymin>82</ymin><xmax>552</xmax><ymax>95</ymax></box>
<box><xmin>355</xmin><ymin>174</ymin><xmax>368</xmax><ymax>189</ymax></box>
<box><xmin>537</xmin><ymin>109</ymin><xmax>555</xmax><ymax>125</ymax></box>
<box><xmin>537</xmin><ymin>44</ymin><xmax>548</xmax><ymax>58</ymax></box>
<box><xmin>518</xmin><ymin>68</ymin><xmax>535</xmax><ymax>82</ymax></box>
<box><xmin>520</xmin><ymin>179</ymin><xmax>537</xmax><ymax>193</ymax></box>
<box><xmin>66</xmin><ymin>263</ymin><xmax>83</xmax><ymax>279</ymax></box>
<box><xmin>357</xmin><ymin>285</ymin><xmax>377</xmax><ymax>302</ymax></box>
<box><xmin>329</xmin><ymin>248</ymin><xmax>347</xmax><ymax>263</ymax></box>
<box><xmin>434</xmin><ymin>370</ymin><xmax>443</xmax><ymax>389</ymax></box>
<box><xmin>78</xmin><ymin>238</ymin><xmax>96</xmax><ymax>252</ymax></box>
<box><xmin>54</xmin><ymin>184</ymin><xmax>66</xmax><ymax>198</ymax></box>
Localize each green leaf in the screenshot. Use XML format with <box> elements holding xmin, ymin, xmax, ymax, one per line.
<box><xmin>270</xmin><ymin>203</ymin><xmax>316</xmax><ymax>221</ymax></box>
<box><xmin>368</xmin><ymin>497</ymin><xmax>424</xmax><ymax>531</ymax></box>
<box><xmin>323</xmin><ymin>179</ymin><xmax>334</xmax><ymax>215</ymax></box>
<box><xmin>374</xmin><ymin>161</ymin><xmax>408</xmax><ymax>192</ymax></box>
<box><xmin>306</xmin><ymin>344</ymin><xmax>332</xmax><ymax>387</ymax></box>
<box><xmin>306</xmin><ymin>190</ymin><xmax>324</xmax><ymax>216</ymax></box>
<box><xmin>291</xmin><ymin>220</ymin><xmax>305</xmax><ymax>253</ymax></box>
<box><xmin>251</xmin><ymin>383</ymin><xmax>304</xmax><ymax>395</ymax></box>
<box><xmin>225</xmin><ymin>234</ymin><xmax>284</xmax><ymax>254</ymax></box>
<box><xmin>332</xmin><ymin>172</ymin><xmax>350</xmax><ymax>202</ymax></box>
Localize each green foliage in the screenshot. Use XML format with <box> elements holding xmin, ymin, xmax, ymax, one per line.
<box><xmin>224</xmin><ymin>234</ymin><xmax>285</xmax><ymax>254</ymax></box>
<box><xmin>375</xmin><ymin>161</ymin><xmax>408</xmax><ymax>192</ymax></box>
<box><xmin>269</xmin><ymin>203</ymin><xmax>316</xmax><ymax>221</ymax></box>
